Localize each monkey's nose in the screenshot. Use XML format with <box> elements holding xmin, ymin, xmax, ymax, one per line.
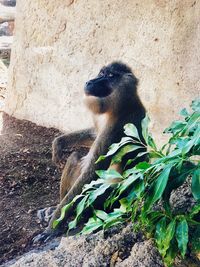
<box><xmin>85</xmin><ymin>81</ymin><xmax>92</xmax><ymax>87</ymax></box>
<box><xmin>84</xmin><ymin>81</ymin><xmax>93</xmax><ymax>94</ymax></box>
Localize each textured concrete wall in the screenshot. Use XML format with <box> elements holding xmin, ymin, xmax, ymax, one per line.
<box><xmin>5</xmin><ymin>0</ymin><xmax>200</xmax><ymax>143</ymax></box>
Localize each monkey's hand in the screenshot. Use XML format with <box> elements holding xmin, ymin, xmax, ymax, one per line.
<box><xmin>52</xmin><ymin>136</ymin><xmax>68</xmax><ymax>166</ymax></box>
<box><xmin>52</xmin><ymin>129</ymin><xmax>95</xmax><ymax>166</ymax></box>
<box><xmin>33</xmin><ymin>206</ymin><xmax>65</xmax><ymax>244</ymax></box>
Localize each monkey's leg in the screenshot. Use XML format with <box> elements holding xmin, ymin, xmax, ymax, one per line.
<box><xmin>33</xmin><ymin>155</ymin><xmax>99</xmax><ymax>242</ymax></box>
<box><xmin>33</xmin><ymin>130</ymin><xmax>95</xmax><ymax>241</ymax></box>
<box><xmin>60</xmin><ymin>151</ymin><xmax>81</xmax><ymax>201</ymax></box>
<box><xmin>52</xmin><ymin>128</ymin><xmax>95</xmax><ymax>166</ymax></box>
<box><xmin>47</xmin><ymin>135</ymin><xmax>112</xmax><ymax>230</ymax></box>
<box><xmin>36</xmin><ymin>152</ymin><xmax>81</xmax><ymax>227</ymax></box>
<box><xmin>33</xmin><ymin>131</ymin><xmax>113</xmax><ymax>242</ymax></box>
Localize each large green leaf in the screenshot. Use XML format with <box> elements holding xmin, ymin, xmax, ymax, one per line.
<box><xmin>88</xmin><ymin>183</ymin><xmax>110</xmax><ymax>205</ymax></box>
<box><xmin>96</xmin><ymin>169</ymin><xmax>123</xmax><ymax>180</ymax></box>
<box><xmin>81</xmin><ymin>217</ymin><xmax>103</xmax><ymax>235</ymax></box>
<box><xmin>163</xmin><ymin>148</ymin><xmax>182</xmax><ymax>161</ymax></box>
<box><xmin>147</xmin><ymin>134</ymin><xmax>157</xmax><ymax>149</ymax></box>
<box><xmin>164</xmin><ymin>121</ymin><xmax>187</xmax><ymax>135</ymax></box>
<box><xmin>68</xmin><ymin>218</ymin><xmax>78</xmax><ymax>231</ymax></box>
<box><xmin>111</xmin><ymin>144</ymin><xmax>143</xmax><ymax>164</ymax></box>
<box><xmin>118</xmin><ymin>173</ymin><xmax>142</xmax><ymax>196</ymax></box>
<box><xmin>191</xmin><ymin>169</ymin><xmax>200</xmax><ymax>200</ymax></box>
<box><xmin>161</xmin><ymin>220</ymin><xmax>176</xmax><ymax>257</ymax></box>
<box><xmin>155</xmin><ymin>217</ymin><xmax>167</xmax><ymax>256</ymax></box>
<box><xmin>144</xmin><ymin>165</ymin><xmax>172</xmax><ymax>211</ymax></box>
<box><xmin>108</xmin><ymin>137</ymin><xmax>134</xmax><ymax>154</ymax></box>
<box><xmin>181</xmin><ymin>138</ymin><xmax>195</xmax><ymax>155</ymax></box>
<box><xmin>95</xmin><ymin>137</ymin><xmax>133</xmax><ymax>163</ymax></box>
<box><xmin>146</xmin><ymin>210</ymin><xmax>163</xmax><ymax>224</ymax></box>
<box><xmin>53</xmin><ymin>194</ymin><xmax>83</xmax><ymax>228</ymax></box>
<box><xmin>53</xmin><ymin>202</ymin><xmax>73</xmax><ymax>229</ymax></box>
<box><xmin>141</xmin><ymin>115</ymin><xmax>150</xmax><ymax>143</ymax></box>
<box><xmin>189</xmin><ymin>203</ymin><xmax>200</xmax><ymax>218</ymax></box>
<box><xmin>124</xmin><ymin>123</ymin><xmax>140</xmax><ymax>140</ymax></box>
<box><xmin>163</xmin><ymin>237</ymin><xmax>178</xmax><ymax>267</ymax></box>
<box><xmin>176</xmin><ymin>218</ymin><xmax>188</xmax><ymax>258</ymax></box>
<box><xmin>125</xmin><ymin>151</ymin><xmax>148</xmax><ymax>167</ymax></box>
<box><xmin>82</xmin><ymin>179</ymin><xmax>104</xmax><ymax>193</ymax></box>
<box><xmin>94</xmin><ymin>210</ymin><xmax>109</xmax><ymax>221</ymax></box>
<box><xmin>171</xmin><ymin>137</ymin><xmax>190</xmax><ymax>149</ymax></box>
<box><xmin>76</xmin><ymin>195</ymin><xmax>89</xmax><ymax>218</ymax></box>
<box><xmin>103</xmin><ymin>209</ymin><xmax>124</xmax><ymax>230</ymax></box>
<box><xmin>123</xmin><ymin>167</ymin><xmax>139</xmax><ymax>178</ymax></box>
<box><xmin>135</xmin><ymin>161</ymin><xmax>151</xmax><ymax>170</ymax></box>
<box><xmin>133</xmin><ymin>180</ymin><xmax>145</xmax><ymax>197</ymax></box>
<box><xmin>193</xmin><ymin>125</ymin><xmax>200</xmax><ymax>146</ymax></box>
<box><xmin>65</xmin><ymin>195</ymin><xmax>89</xmax><ymax>232</ymax></box>
<box><xmin>191</xmin><ymin>226</ymin><xmax>200</xmax><ymax>253</ymax></box>
<box><xmin>103</xmin><ymin>218</ymin><xmax>124</xmax><ymax>230</ymax></box>
<box><xmin>183</xmin><ymin>112</ymin><xmax>200</xmax><ymax>136</ymax></box>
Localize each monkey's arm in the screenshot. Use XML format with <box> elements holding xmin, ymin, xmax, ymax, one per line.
<box><xmin>52</xmin><ymin>128</ymin><xmax>96</xmax><ymax>165</ymax></box>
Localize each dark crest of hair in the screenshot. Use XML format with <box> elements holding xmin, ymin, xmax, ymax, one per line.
<box><xmin>109</xmin><ymin>61</ymin><xmax>132</xmax><ymax>73</ymax></box>
<box><xmin>108</xmin><ymin>61</ymin><xmax>138</xmax><ymax>85</ymax></box>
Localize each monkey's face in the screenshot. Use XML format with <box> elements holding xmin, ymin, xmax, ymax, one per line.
<box><xmin>84</xmin><ymin>62</ymin><xmax>138</xmax><ymax>114</ymax></box>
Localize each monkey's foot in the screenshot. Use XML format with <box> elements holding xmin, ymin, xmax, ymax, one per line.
<box><xmin>32</xmin><ymin>228</ymin><xmax>60</xmax><ymax>244</ymax></box>
<box><xmin>37</xmin><ymin>206</ymin><xmax>56</xmax><ymax>226</ymax></box>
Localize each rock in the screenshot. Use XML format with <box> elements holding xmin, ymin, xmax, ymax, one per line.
<box><xmin>170</xmin><ymin>177</ymin><xmax>197</xmax><ymax>213</ymax></box>
<box><xmin>116</xmin><ymin>240</ymin><xmax>163</xmax><ymax>267</ymax></box>
<box><xmin>4</xmin><ymin>223</ymin><xmax>199</xmax><ymax>267</ymax></box>
<box><xmin>2</xmin><ymin>178</ymin><xmax>199</xmax><ymax>267</ymax></box>
<box><xmin>4</xmin><ymin>225</ymin><xmax>163</xmax><ymax>267</ymax></box>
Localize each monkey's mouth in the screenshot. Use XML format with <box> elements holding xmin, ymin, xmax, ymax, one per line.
<box><xmin>84</xmin><ymin>84</ymin><xmax>112</xmax><ymax>98</ymax></box>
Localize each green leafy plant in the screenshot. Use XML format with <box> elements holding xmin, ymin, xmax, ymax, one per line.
<box><xmin>54</xmin><ymin>99</ymin><xmax>200</xmax><ymax>266</ymax></box>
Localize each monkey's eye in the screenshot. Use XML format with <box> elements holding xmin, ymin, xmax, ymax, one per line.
<box><xmin>108</xmin><ymin>73</ymin><xmax>114</xmax><ymax>78</ymax></box>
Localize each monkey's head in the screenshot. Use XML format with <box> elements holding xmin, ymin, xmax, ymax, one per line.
<box><xmin>84</xmin><ymin>61</ymin><xmax>139</xmax><ymax>115</ymax></box>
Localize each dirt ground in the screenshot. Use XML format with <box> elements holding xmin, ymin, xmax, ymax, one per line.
<box><xmin>0</xmin><ymin>112</ymin><xmax>83</xmax><ymax>264</ymax></box>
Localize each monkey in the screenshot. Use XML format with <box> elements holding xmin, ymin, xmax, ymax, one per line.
<box><xmin>34</xmin><ymin>61</ymin><xmax>146</xmax><ymax>242</ymax></box>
